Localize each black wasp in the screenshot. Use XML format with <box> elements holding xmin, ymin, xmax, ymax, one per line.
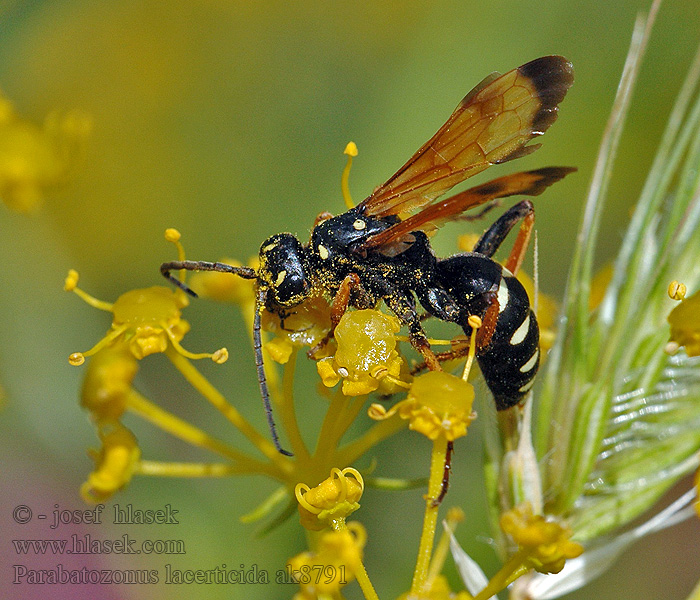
<box><xmin>162</xmin><ymin>56</ymin><xmax>574</xmax><ymax>456</ymax></box>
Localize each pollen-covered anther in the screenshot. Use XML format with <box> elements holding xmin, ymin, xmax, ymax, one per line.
<box><xmin>467</xmin><ymin>314</ymin><xmax>483</xmax><ymax>329</ymax></box>
<box><xmin>500</xmin><ymin>503</ymin><xmax>583</xmax><ymax>574</ymax></box>
<box><xmin>344</xmin><ymin>141</ymin><xmax>358</xmax><ymax>157</ymax></box>
<box><xmin>295</xmin><ymin>467</ymin><xmax>364</xmax><ymax>531</ymax></box>
<box><xmin>69</xmin><ymin>352</ymin><xmax>86</xmax><ymax>366</ymax></box>
<box><xmin>668</xmin><ymin>280</ymin><xmax>687</xmax><ymax>301</ymax></box>
<box><xmin>212</xmin><ymin>348</ymin><xmax>229</xmax><ymax>364</ymax></box>
<box><xmin>64</xmin><ymin>269</ymin><xmax>80</xmax><ymax>291</ymax></box>
<box><xmin>164</xmin><ymin>228</ymin><xmax>181</xmax><ymax>243</ymax></box>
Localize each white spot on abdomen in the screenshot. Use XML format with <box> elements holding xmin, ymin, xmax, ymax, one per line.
<box><xmin>510</xmin><ymin>314</ymin><xmax>530</xmax><ymax>345</ymax></box>
<box><xmin>519</xmin><ymin>349</ymin><xmax>539</xmax><ymax>373</ymax></box>
<box><xmin>497</xmin><ymin>277</ymin><xmax>509</xmax><ymax>313</ymax></box>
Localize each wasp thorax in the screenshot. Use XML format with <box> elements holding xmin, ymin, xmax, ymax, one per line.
<box><xmin>258</xmin><ymin>233</ymin><xmax>311</xmax><ymax>307</ymax></box>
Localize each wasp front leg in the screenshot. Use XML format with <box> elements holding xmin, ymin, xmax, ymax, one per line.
<box><xmin>307</xmin><ymin>273</ymin><xmax>361</xmax><ymax>359</ymax></box>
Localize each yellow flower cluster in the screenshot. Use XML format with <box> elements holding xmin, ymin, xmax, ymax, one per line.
<box><xmin>500</xmin><ymin>503</ymin><xmax>583</xmax><ymax>574</ymax></box>
<box><xmin>0</xmin><ymin>92</ymin><xmax>90</xmax><ymax>212</ymax></box>
<box><xmin>288</xmin><ymin>524</ymin><xmax>366</xmax><ymax>599</ymax></box>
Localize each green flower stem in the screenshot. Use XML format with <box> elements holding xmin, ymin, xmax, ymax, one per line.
<box><xmin>166</xmin><ymin>346</ymin><xmax>292</xmax><ymax>475</ymax></box>
<box><xmin>314</xmin><ymin>389</ymin><xmax>352</xmax><ymax>460</ymax></box>
<box><xmin>411</xmin><ymin>435</ymin><xmax>448</xmax><ymax>595</ymax></box>
<box><xmin>472</xmin><ymin>549</ymin><xmax>530</xmax><ymax>600</ymax></box>
<box><xmin>352</xmin><ymin>552</ymin><xmax>380</xmax><ymax>600</ymax></box>
<box><xmin>137</xmin><ymin>461</ymin><xmax>260</xmax><ymax>477</ymax></box>
<box><xmin>126</xmin><ymin>389</ymin><xmax>273</xmax><ymax>474</ymax></box>
<box><xmin>337</xmin><ymin>413</ymin><xmax>406</xmax><ymax>465</ymax></box>
<box><xmin>327</xmin><ymin>396</ymin><xmax>369</xmax><ymax>453</ymax></box>
<box><xmin>330</xmin><ymin>520</ymin><xmax>379</xmax><ymax>600</ymax></box>
<box><xmin>279</xmin><ymin>349</ymin><xmax>310</xmax><ymax>459</ymax></box>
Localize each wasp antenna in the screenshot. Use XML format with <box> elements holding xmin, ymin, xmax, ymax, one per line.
<box><xmin>253</xmin><ymin>285</ymin><xmax>293</xmax><ymax>456</ymax></box>
<box><xmin>160</xmin><ymin>262</ymin><xmax>199</xmax><ymax>297</ymax></box>
<box><xmin>160</xmin><ymin>260</ymin><xmax>259</xmax><ymax>297</ymax></box>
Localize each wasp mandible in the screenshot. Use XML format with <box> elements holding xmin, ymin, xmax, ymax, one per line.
<box><xmin>162</xmin><ymin>56</ymin><xmax>575</xmax><ymax>455</ymax></box>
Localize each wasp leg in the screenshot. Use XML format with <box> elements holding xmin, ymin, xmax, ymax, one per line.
<box><xmin>383</xmin><ymin>290</ymin><xmax>442</xmax><ymax>371</ymax></box>
<box><xmin>307</xmin><ymin>273</ymin><xmax>360</xmax><ymax>359</ymax></box>
<box><xmin>160</xmin><ymin>260</ymin><xmax>257</xmax><ymax>296</ymax></box>
<box><xmin>472</xmin><ymin>200</ymin><xmax>534</xmax><ymax>275</ymax></box>
<box><xmin>432</xmin><ymin>441</ymin><xmax>454</xmax><ymax>506</ymax></box>
<box><xmin>410</xmin><ymin>345</ymin><xmax>471</xmax><ymax>375</ymax></box>
<box><xmin>312</xmin><ymin>211</ymin><xmax>334</xmax><ymax>228</ymax></box>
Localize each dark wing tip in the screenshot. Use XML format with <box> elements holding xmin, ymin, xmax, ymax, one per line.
<box><xmin>518</xmin><ymin>56</ymin><xmax>574</xmax><ymax>132</ymax></box>
<box><xmin>524</xmin><ymin>166</ymin><xmax>577</xmax><ymax>195</ymax></box>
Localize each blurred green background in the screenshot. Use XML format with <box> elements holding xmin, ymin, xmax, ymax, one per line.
<box><xmin>1</xmin><ymin>1</ymin><xmax>699</xmax><ymax>599</ymax></box>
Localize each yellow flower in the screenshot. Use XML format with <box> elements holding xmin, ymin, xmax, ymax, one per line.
<box><xmin>500</xmin><ymin>503</ymin><xmax>583</xmax><ymax>574</ymax></box>
<box><xmin>81</xmin><ymin>421</ymin><xmax>141</xmax><ymax>504</ymax></box>
<box><xmin>0</xmin><ymin>92</ymin><xmax>91</xmax><ymax>212</ymax></box>
<box><xmin>287</xmin><ymin>523</ymin><xmax>366</xmax><ymax>598</ymax></box>
<box><xmin>263</xmin><ymin>295</ymin><xmax>333</xmax><ymax>363</ymax></box>
<box><xmin>65</xmin><ymin>269</ymin><xmax>227</xmax><ymax>364</ymax></box>
<box><xmin>296</xmin><ymin>468</ymin><xmax>364</xmax><ymax>531</ymax></box>
<box><xmin>667</xmin><ymin>283</ymin><xmax>700</xmax><ymax>357</ymax></box>
<box><xmin>317</xmin><ymin>309</ymin><xmax>409</xmax><ymax>395</ymax></box>
<box><xmin>371</xmin><ymin>371</ymin><xmax>475</xmax><ymax>442</ymax></box>
<box><xmin>80</xmin><ymin>345</ymin><xmax>138</xmax><ymax>421</ymax></box>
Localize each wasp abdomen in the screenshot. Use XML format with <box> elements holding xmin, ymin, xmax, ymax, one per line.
<box><xmin>436</xmin><ymin>254</ymin><xmax>540</xmax><ymax>410</ymax></box>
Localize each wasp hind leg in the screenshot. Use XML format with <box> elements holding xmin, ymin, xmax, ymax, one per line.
<box><xmin>473</xmin><ymin>199</ymin><xmax>535</xmax><ymax>275</ymax></box>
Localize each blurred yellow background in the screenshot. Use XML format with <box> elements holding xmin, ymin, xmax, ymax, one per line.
<box><xmin>1</xmin><ymin>1</ymin><xmax>699</xmax><ymax>599</ymax></box>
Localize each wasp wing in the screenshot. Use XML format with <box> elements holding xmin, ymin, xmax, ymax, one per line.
<box><xmin>357</xmin><ymin>56</ymin><xmax>573</xmax><ymax>219</ymax></box>
<box><xmin>359</xmin><ymin>167</ymin><xmax>575</xmax><ymax>251</ymax></box>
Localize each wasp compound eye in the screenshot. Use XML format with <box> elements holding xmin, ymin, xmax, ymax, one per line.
<box><xmin>259</xmin><ymin>233</ymin><xmax>311</xmax><ymax>307</ymax></box>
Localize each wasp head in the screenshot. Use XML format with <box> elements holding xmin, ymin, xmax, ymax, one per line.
<box><xmin>258</xmin><ymin>233</ymin><xmax>312</xmax><ymax>307</ymax></box>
